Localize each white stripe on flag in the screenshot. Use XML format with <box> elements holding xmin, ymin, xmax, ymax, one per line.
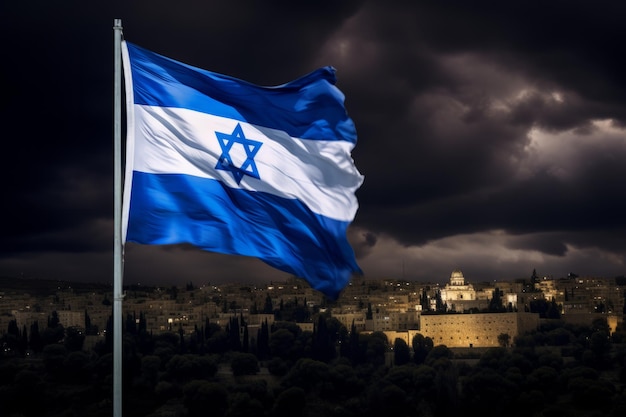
<box><xmin>132</xmin><ymin>104</ymin><xmax>363</xmax><ymax>221</ymax></box>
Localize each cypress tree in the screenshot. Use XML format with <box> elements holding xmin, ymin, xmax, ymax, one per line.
<box><xmin>242</xmin><ymin>324</ymin><xmax>249</xmax><ymax>353</ymax></box>
<box><xmin>263</xmin><ymin>294</ymin><xmax>273</xmax><ymax>314</ymax></box>
<box><xmin>29</xmin><ymin>321</ymin><xmax>43</xmax><ymax>353</ymax></box>
<box><xmin>256</xmin><ymin>319</ymin><xmax>270</xmax><ymax>360</ymax></box>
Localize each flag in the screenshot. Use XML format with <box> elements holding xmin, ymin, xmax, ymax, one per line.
<box><xmin>121</xmin><ymin>41</ymin><xmax>364</xmax><ymax>299</ymax></box>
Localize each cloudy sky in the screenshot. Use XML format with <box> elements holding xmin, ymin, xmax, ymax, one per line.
<box><xmin>2</xmin><ymin>1</ymin><xmax>625</xmax><ymax>291</ymax></box>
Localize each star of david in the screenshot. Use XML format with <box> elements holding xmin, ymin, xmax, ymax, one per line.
<box><xmin>215</xmin><ymin>123</ymin><xmax>263</xmax><ymax>184</ymax></box>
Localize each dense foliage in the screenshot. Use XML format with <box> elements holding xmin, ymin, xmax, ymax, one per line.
<box><xmin>1</xmin><ymin>313</ymin><xmax>626</xmax><ymax>417</ymax></box>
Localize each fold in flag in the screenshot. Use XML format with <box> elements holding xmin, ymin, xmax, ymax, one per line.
<box><xmin>121</xmin><ymin>41</ymin><xmax>364</xmax><ymax>299</ymax></box>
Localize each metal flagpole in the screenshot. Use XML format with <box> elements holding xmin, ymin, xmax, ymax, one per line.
<box><xmin>113</xmin><ymin>18</ymin><xmax>124</xmax><ymax>417</ymax></box>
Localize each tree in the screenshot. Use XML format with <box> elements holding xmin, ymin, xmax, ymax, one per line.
<box><xmin>588</xmin><ymin>331</ymin><xmax>612</xmax><ymax>368</ymax></box>
<box><xmin>204</xmin><ymin>318</ymin><xmax>220</xmax><ymax>339</ymax></box>
<box><xmin>65</xmin><ymin>326</ymin><xmax>85</xmax><ymax>351</ymax></box>
<box><xmin>230</xmin><ymin>352</ymin><xmax>260</xmax><ymax>376</ymax></box>
<box><xmin>263</xmin><ymin>294</ymin><xmax>274</xmax><ymax>314</ymax></box>
<box><xmin>48</xmin><ymin>310</ymin><xmax>60</xmax><ymax>328</ymax></box>
<box><xmin>529</xmin><ymin>299</ymin><xmax>552</xmax><ymax>318</ymax></box>
<box><xmin>393</xmin><ymin>338</ymin><xmax>411</xmax><ymax>366</ymax></box>
<box><xmin>361</xmin><ymin>331</ymin><xmax>388</xmax><ymax>367</ymax></box>
<box><xmin>95</xmin><ymin>313</ymin><xmax>114</xmax><ymax>354</ymax></box>
<box><xmin>3</xmin><ymin>319</ymin><xmax>20</xmax><ymax>354</ymax></box>
<box><xmin>530</xmin><ymin>268</ymin><xmax>540</xmax><ymax>291</ymax></box>
<box><xmin>126</xmin><ymin>312</ymin><xmax>137</xmax><ymax>334</ymax></box>
<box><xmin>64</xmin><ymin>350</ymin><xmax>91</xmax><ymax>383</ymax></box>
<box><xmin>165</xmin><ymin>354</ymin><xmax>218</xmax><ymax>383</ymax></box>
<box><xmin>488</xmin><ymin>287</ymin><xmax>505</xmax><ymax>312</ymax></box>
<box><xmin>19</xmin><ymin>325</ymin><xmax>28</xmax><ymax>355</ymax></box>
<box><xmin>242</xmin><ymin>323</ymin><xmax>249</xmax><ymax>353</ymax></box>
<box><xmin>7</xmin><ymin>319</ymin><xmax>19</xmax><ymax>338</ymax></box>
<box><xmin>178</xmin><ymin>322</ymin><xmax>186</xmax><ymax>353</ymax></box>
<box><xmin>227</xmin><ymin>392</ymin><xmax>265</xmax><ymax>417</ymax></box>
<box><xmin>281</xmin><ymin>358</ymin><xmax>331</xmax><ymax>395</ymax></box>
<box><xmin>591</xmin><ymin>317</ymin><xmax>610</xmax><ymax>334</ymax></box>
<box><xmin>387</xmin><ymin>384</ymin><xmax>415</xmax><ymax>415</ymax></box>
<box><xmin>546</xmin><ymin>298</ymin><xmax>561</xmax><ymax>319</ymax></box>
<box><xmin>346</xmin><ymin>320</ymin><xmax>360</xmax><ymax>364</ymax></box>
<box><xmin>183</xmin><ymin>381</ymin><xmax>228</xmax><ymax>417</ymax></box>
<box><xmin>138</xmin><ymin>311</ymin><xmax>147</xmax><ymax>333</ymax></box>
<box><xmin>85</xmin><ymin>309</ymin><xmax>97</xmax><ymax>335</ymax></box>
<box><xmin>29</xmin><ymin>321</ymin><xmax>43</xmax><ymax>353</ymax></box>
<box><xmin>425</xmin><ymin>345</ymin><xmax>453</xmax><ymax>368</ymax></box>
<box><xmin>42</xmin><ymin>343</ymin><xmax>68</xmax><ymax>378</ymax></box>
<box><xmin>412</xmin><ymin>333</ymin><xmax>434</xmax><ymax>365</ymax></box>
<box><xmin>268</xmin><ymin>356</ymin><xmax>289</xmax><ymax>376</ymax></box>
<box><xmin>227</xmin><ymin>316</ymin><xmax>242</xmax><ymax>351</ymax></box>
<box><xmin>312</xmin><ymin>314</ymin><xmax>335</xmax><ymax>362</ymax></box>
<box><xmin>328</xmin><ymin>362</ymin><xmax>365</xmax><ymax>400</ymax></box>
<box><xmin>565</xmin><ymin>372</ymin><xmax>616</xmax><ymax>411</ymax></box>
<box><xmin>4</xmin><ymin>369</ymin><xmax>45</xmax><ymax>416</ymax></box>
<box><xmin>461</xmin><ymin>368</ymin><xmax>518</xmax><ymax>417</ymax></box>
<box><xmin>140</xmin><ymin>355</ymin><xmax>161</xmax><ymax>388</ymax></box>
<box><xmin>256</xmin><ymin>319</ymin><xmax>270</xmax><ymax>360</ymax></box>
<box><xmin>41</xmin><ymin>316</ymin><xmax>65</xmax><ymax>346</ymax></box>
<box><xmin>272</xmin><ymin>387</ymin><xmax>306</xmax><ymax>417</ymax></box>
<box><xmin>420</xmin><ymin>287</ymin><xmax>430</xmax><ymax>311</ymax></box>
<box><xmin>269</xmin><ymin>328</ymin><xmax>295</xmax><ymax>360</ymax></box>
<box><xmin>435</xmin><ymin>290</ymin><xmax>446</xmax><ymax>312</ymax></box>
<box><xmin>497</xmin><ymin>333</ymin><xmax>511</xmax><ymax>348</ymax></box>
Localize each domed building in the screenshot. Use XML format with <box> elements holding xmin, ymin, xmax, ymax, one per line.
<box><xmin>440</xmin><ymin>269</ymin><xmax>490</xmax><ymax>312</ymax></box>
<box><xmin>449</xmin><ymin>269</ymin><xmax>467</xmax><ymax>286</ymax></box>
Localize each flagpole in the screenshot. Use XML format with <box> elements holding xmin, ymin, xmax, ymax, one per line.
<box><xmin>113</xmin><ymin>18</ymin><xmax>124</xmax><ymax>417</ymax></box>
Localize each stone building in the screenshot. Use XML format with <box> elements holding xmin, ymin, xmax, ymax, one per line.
<box><xmin>366</xmin><ymin>310</ymin><xmax>420</xmax><ymax>332</ymax></box>
<box><xmin>418</xmin><ymin>311</ymin><xmax>539</xmax><ymax>348</ymax></box>
<box><xmin>56</xmin><ymin>310</ymin><xmax>85</xmax><ymax>329</ymax></box>
<box><xmin>333</xmin><ymin>312</ymin><xmax>367</xmax><ymax>332</ymax></box>
<box><xmin>372</xmin><ymin>312</ymin><xmax>540</xmax><ymax>349</ymax></box>
<box><xmin>439</xmin><ymin>269</ymin><xmax>491</xmax><ymax>312</ymax></box>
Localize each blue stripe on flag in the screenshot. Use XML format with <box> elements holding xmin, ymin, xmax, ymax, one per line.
<box><xmin>126</xmin><ymin>172</ymin><xmax>361</xmax><ymax>299</ymax></box>
<box><xmin>126</xmin><ymin>42</ymin><xmax>357</xmax><ymax>144</ymax></box>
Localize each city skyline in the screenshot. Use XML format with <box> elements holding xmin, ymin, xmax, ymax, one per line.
<box><xmin>2</xmin><ymin>1</ymin><xmax>625</xmax><ymax>289</ymax></box>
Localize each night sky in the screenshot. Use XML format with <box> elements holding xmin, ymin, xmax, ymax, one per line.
<box><xmin>2</xmin><ymin>1</ymin><xmax>625</xmax><ymax>289</ymax></box>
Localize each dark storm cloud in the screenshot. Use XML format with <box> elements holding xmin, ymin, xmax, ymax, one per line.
<box><xmin>349</xmin><ymin>229</ymin><xmax>378</xmax><ymax>259</ymax></box>
<box><xmin>327</xmin><ymin>2</ymin><xmax>626</xmax><ymax>262</ymax></box>
<box><xmin>1</xmin><ymin>0</ymin><xmax>624</xmax><ymax>286</ymax></box>
<box><xmin>411</xmin><ymin>2</ymin><xmax>626</xmax><ymax>103</ymax></box>
<box><xmin>122</xmin><ymin>243</ymin><xmax>292</xmax><ymax>287</ymax></box>
<box><xmin>118</xmin><ymin>0</ymin><xmax>363</xmax><ymax>83</ymax></box>
<box><xmin>504</xmin><ymin>234</ymin><xmax>568</xmax><ymax>257</ymax></box>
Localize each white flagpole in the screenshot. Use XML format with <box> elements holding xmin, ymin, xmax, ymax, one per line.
<box><xmin>113</xmin><ymin>18</ymin><xmax>124</xmax><ymax>417</ymax></box>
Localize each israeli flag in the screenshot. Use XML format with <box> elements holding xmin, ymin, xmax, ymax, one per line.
<box><xmin>121</xmin><ymin>41</ymin><xmax>364</xmax><ymax>299</ymax></box>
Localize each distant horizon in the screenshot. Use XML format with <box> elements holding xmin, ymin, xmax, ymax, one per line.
<box><xmin>2</xmin><ymin>269</ymin><xmax>624</xmax><ymax>293</ymax></box>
